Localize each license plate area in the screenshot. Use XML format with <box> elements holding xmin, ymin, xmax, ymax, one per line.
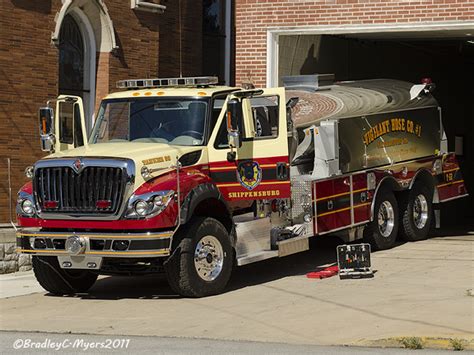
<box><xmin>57</xmin><ymin>255</ymin><xmax>103</xmax><ymax>270</ymax></box>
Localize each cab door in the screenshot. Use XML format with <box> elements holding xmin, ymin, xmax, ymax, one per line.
<box><xmin>55</xmin><ymin>95</ymin><xmax>88</xmax><ymax>151</ymax></box>
<box><xmin>208</xmin><ymin>88</ymin><xmax>290</xmax><ymax>204</ymax></box>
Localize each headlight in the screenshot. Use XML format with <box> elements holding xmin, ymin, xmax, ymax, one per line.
<box><xmin>134</xmin><ymin>200</ymin><xmax>149</xmax><ymax>216</ymax></box>
<box><xmin>125</xmin><ymin>190</ymin><xmax>174</xmax><ymax>219</ymax></box>
<box><xmin>20</xmin><ymin>199</ymin><xmax>35</xmax><ymax>216</ymax></box>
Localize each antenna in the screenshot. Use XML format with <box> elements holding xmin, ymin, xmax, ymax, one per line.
<box><xmin>179</xmin><ymin>0</ymin><xmax>183</xmax><ymax>78</ymax></box>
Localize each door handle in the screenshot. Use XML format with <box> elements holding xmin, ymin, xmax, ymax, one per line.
<box><xmin>276</xmin><ymin>162</ymin><xmax>288</xmax><ymax>180</ymax></box>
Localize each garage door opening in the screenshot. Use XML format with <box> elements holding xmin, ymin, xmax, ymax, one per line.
<box><xmin>276</xmin><ymin>31</ymin><xmax>474</xmax><ymax>224</ymax></box>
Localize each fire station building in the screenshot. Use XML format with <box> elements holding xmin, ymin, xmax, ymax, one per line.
<box><xmin>0</xmin><ymin>0</ymin><xmax>233</xmax><ymax>223</ymax></box>
<box><xmin>234</xmin><ymin>0</ymin><xmax>474</xmax><ymax>222</ymax></box>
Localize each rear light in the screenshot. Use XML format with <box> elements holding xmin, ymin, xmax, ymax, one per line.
<box><xmin>421</xmin><ymin>77</ymin><xmax>432</xmax><ymax>84</ymax></box>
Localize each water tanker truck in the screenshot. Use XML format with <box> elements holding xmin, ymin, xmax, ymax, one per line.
<box><xmin>16</xmin><ymin>75</ymin><xmax>467</xmax><ymax>297</ymax></box>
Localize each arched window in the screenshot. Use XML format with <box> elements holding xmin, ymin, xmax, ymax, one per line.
<box><xmin>58</xmin><ymin>14</ymin><xmax>86</xmax><ymax>98</ymax></box>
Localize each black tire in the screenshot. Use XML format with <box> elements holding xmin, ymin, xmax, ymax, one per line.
<box><xmin>164</xmin><ymin>217</ymin><xmax>233</xmax><ymax>297</ymax></box>
<box><xmin>32</xmin><ymin>256</ymin><xmax>98</xmax><ymax>295</ymax></box>
<box><xmin>399</xmin><ymin>182</ymin><xmax>433</xmax><ymax>241</ymax></box>
<box><xmin>364</xmin><ymin>188</ymin><xmax>399</xmax><ymax>250</ymax></box>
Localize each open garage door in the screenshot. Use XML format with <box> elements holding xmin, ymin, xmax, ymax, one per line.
<box><xmin>277</xmin><ymin>31</ymin><xmax>474</xmax><ymax>224</ymax></box>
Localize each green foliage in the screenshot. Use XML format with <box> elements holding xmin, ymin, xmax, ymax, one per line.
<box><xmin>450</xmin><ymin>338</ymin><xmax>465</xmax><ymax>351</ymax></box>
<box><xmin>400</xmin><ymin>337</ymin><xmax>424</xmax><ymax>349</ymax></box>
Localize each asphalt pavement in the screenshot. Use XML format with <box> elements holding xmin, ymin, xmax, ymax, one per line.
<box><xmin>0</xmin><ymin>332</ymin><xmax>462</xmax><ymax>354</ymax></box>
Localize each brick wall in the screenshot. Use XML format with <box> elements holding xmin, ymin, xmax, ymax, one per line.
<box><xmin>0</xmin><ymin>0</ymin><xmax>202</xmax><ymax>223</ymax></box>
<box><xmin>158</xmin><ymin>0</ymin><xmax>203</xmax><ymax>77</ymax></box>
<box><xmin>235</xmin><ymin>0</ymin><xmax>474</xmax><ymax>87</ymax></box>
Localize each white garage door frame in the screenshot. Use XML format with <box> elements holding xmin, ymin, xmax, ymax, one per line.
<box><xmin>266</xmin><ymin>21</ymin><xmax>474</xmax><ymax>87</ymax></box>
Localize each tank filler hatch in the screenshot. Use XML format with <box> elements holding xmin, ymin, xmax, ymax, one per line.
<box><xmin>282</xmin><ymin>74</ymin><xmax>335</xmax><ymax>92</ymax></box>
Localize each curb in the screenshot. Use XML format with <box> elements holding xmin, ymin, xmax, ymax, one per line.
<box><xmin>355</xmin><ymin>336</ymin><xmax>474</xmax><ymax>351</ymax></box>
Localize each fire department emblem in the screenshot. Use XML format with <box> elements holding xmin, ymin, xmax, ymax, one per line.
<box><xmin>237</xmin><ymin>161</ymin><xmax>262</xmax><ymax>190</ymax></box>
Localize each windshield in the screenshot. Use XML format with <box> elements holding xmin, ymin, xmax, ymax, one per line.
<box><xmin>89</xmin><ymin>98</ymin><xmax>209</xmax><ymax>146</ymax></box>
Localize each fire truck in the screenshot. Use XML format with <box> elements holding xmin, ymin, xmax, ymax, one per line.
<box><xmin>16</xmin><ymin>75</ymin><xmax>467</xmax><ymax>297</ymax></box>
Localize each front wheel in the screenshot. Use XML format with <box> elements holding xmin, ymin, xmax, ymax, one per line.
<box><xmin>32</xmin><ymin>256</ymin><xmax>98</xmax><ymax>295</ymax></box>
<box><xmin>164</xmin><ymin>217</ymin><xmax>233</xmax><ymax>297</ymax></box>
<box><xmin>364</xmin><ymin>188</ymin><xmax>399</xmax><ymax>250</ymax></box>
<box><xmin>399</xmin><ymin>182</ymin><xmax>433</xmax><ymax>241</ymax></box>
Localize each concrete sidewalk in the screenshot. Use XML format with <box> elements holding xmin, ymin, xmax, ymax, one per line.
<box><xmin>0</xmin><ymin>233</ymin><xmax>473</xmax><ymax>350</ymax></box>
<box><xmin>0</xmin><ymin>271</ymin><xmax>45</xmax><ymax>298</ymax></box>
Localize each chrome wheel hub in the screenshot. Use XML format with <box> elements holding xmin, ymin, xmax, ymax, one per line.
<box><xmin>194</xmin><ymin>235</ymin><xmax>224</xmax><ymax>281</ymax></box>
<box><xmin>413</xmin><ymin>194</ymin><xmax>428</xmax><ymax>229</ymax></box>
<box><xmin>378</xmin><ymin>201</ymin><xmax>395</xmax><ymax>238</ymax></box>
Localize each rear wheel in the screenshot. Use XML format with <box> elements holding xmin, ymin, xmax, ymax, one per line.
<box><xmin>399</xmin><ymin>182</ymin><xmax>433</xmax><ymax>241</ymax></box>
<box><xmin>364</xmin><ymin>188</ymin><xmax>399</xmax><ymax>250</ymax></box>
<box><xmin>32</xmin><ymin>256</ymin><xmax>98</xmax><ymax>295</ymax></box>
<box><xmin>164</xmin><ymin>217</ymin><xmax>233</xmax><ymax>297</ymax></box>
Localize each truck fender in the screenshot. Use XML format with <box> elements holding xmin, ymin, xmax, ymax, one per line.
<box><xmin>369</xmin><ymin>175</ymin><xmax>401</xmax><ymax>222</ymax></box>
<box><xmin>409</xmin><ymin>168</ymin><xmax>438</xmax><ymax>203</ymax></box>
<box><xmin>180</xmin><ymin>183</ymin><xmax>234</xmax><ymax>236</ymax></box>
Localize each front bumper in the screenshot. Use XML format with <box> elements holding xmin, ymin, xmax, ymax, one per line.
<box><xmin>16</xmin><ymin>228</ymin><xmax>173</xmax><ymax>261</ymax></box>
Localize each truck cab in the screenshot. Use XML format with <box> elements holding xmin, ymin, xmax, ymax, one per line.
<box><xmin>17</xmin><ymin>77</ymin><xmax>296</xmax><ymax>297</ymax></box>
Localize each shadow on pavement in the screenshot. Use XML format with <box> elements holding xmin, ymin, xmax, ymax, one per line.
<box><xmin>45</xmin><ymin>236</ymin><xmax>342</xmax><ymax>301</ymax></box>
<box><xmin>227</xmin><ymin>236</ymin><xmax>339</xmax><ymax>292</ymax></box>
<box><xmin>43</xmin><ymin>225</ymin><xmax>473</xmax><ymax>300</ymax></box>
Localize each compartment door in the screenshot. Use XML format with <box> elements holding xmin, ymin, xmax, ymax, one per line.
<box><xmin>315</xmin><ymin>176</ymin><xmax>351</xmax><ymax>234</ymax></box>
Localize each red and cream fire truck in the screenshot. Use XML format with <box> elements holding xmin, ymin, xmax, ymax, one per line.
<box><xmin>16</xmin><ymin>75</ymin><xmax>467</xmax><ymax>297</ymax></box>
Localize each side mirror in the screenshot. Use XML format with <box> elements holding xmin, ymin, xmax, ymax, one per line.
<box><xmin>39</xmin><ymin>107</ymin><xmax>54</xmax><ymax>136</ymax></box>
<box><xmin>40</xmin><ymin>135</ymin><xmax>55</xmax><ymax>152</ymax></box>
<box><xmin>39</xmin><ymin>107</ymin><xmax>55</xmax><ymax>152</ymax></box>
<box><xmin>226</xmin><ymin>99</ymin><xmax>242</xmax><ymax>148</ymax></box>
<box><xmin>227</xmin><ymin>131</ymin><xmax>240</xmax><ymax>150</ymax></box>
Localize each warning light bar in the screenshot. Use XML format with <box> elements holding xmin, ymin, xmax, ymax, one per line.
<box><xmin>116</xmin><ymin>76</ymin><xmax>218</xmax><ymax>89</ymax></box>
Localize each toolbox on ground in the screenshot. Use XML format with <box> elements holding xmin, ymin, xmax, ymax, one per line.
<box><xmin>337</xmin><ymin>243</ymin><xmax>374</xmax><ymax>279</ymax></box>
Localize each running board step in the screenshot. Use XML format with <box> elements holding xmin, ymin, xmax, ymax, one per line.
<box><xmin>277</xmin><ymin>235</ymin><xmax>309</xmax><ymax>257</ymax></box>
<box><xmin>236</xmin><ymin>236</ymin><xmax>309</xmax><ymax>266</ymax></box>
<box><xmin>237</xmin><ymin>250</ymin><xmax>278</xmax><ymax>266</ymax></box>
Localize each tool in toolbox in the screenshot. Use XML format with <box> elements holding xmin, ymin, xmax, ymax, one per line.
<box><xmin>337</xmin><ymin>243</ymin><xmax>374</xmax><ymax>279</ymax></box>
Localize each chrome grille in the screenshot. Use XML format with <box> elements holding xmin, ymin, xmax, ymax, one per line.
<box><xmin>35</xmin><ymin>166</ymin><xmax>127</xmax><ymax>215</ymax></box>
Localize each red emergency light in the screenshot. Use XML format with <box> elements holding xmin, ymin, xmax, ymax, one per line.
<box><xmin>43</xmin><ymin>201</ymin><xmax>58</xmax><ymax>209</ymax></box>
<box><xmin>96</xmin><ymin>200</ymin><xmax>112</xmax><ymax>209</ymax></box>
